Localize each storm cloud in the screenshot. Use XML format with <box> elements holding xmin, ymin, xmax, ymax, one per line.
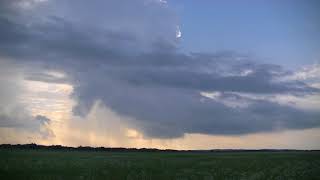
<box><xmin>0</xmin><ymin>0</ymin><xmax>319</xmax><ymax>139</ymax></box>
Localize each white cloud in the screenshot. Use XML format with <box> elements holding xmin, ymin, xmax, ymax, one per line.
<box><xmin>240</xmin><ymin>69</ymin><xmax>253</xmax><ymax>76</ymax></box>
<box><xmin>176</xmin><ymin>26</ymin><xmax>182</xmax><ymax>38</ymax></box>
<box><xmin>279</xmin><ymin>64</ymin><xmax>320</xmax><ymax>84</ymax></box>
<box><xmin>200</xmin><ymin>91</ymin><xmax>251</xmax><ymax>108</ymax></box>
<box><xmin>0</xmin><ymin>60</ymin><xmax>55</xmax><ymax>140</ymax></box>
<box><xmin>201</xmin><ymin>91</ymin><xmax>320</xmax><ymax>112</ymax></box>
<box><xmin>15</xmin><ymin>0</ymin><xmax>48</xmax><ymax>9</ymax></box>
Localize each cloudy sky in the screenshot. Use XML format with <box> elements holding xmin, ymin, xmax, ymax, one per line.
<box><xmin>0</xmin><ymin>0</ymin><xmax>319</xmax><ymax>149</ymax></box>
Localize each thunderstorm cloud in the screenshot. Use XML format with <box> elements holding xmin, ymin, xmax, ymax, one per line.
<box><xmin>0</xmin><ymin>0</ymin><xmax>319</xmax><ymax>140</ymax></box>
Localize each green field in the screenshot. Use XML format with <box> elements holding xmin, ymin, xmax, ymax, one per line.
<box><xmin>0</xmin><ymin>149</ymin><xmax>320</xmax><ymax>180</ymax></box>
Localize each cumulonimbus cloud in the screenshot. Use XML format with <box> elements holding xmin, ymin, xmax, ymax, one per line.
<box><xmin>0</xmin><ymin>0</ymin><xmax>319</xmax><ymax>139</ymax></box>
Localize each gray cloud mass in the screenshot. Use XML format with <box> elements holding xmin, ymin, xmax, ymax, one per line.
<box><xmin>0</xmin><ymin>0</ymin><xmax>319</xmax><ymax>138</ymax></box>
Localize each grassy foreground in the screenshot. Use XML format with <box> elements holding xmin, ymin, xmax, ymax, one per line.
<box><xmin>0</xmin><ymin>149</ymin><xmax>320</xmax><ymax>180</ymax></box>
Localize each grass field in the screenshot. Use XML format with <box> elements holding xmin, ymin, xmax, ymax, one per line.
<box><xmin>0</xmin><ymin>149</ymin><xmax>320</xmax><ymax>180</ymax></box>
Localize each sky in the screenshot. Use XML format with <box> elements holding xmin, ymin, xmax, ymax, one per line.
<box><xmin>172</xmin><ymin>0</ymin><xmax>320</xmax><ymax>68</ymax></box>
<box><xmin>0</xmin><ymin>0</ymin><xmax>319</xmax><ymax>149</ymax></box>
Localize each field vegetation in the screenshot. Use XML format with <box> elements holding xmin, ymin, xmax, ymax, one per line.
<box><xmin>0</xmin><ymin>146</ymin><xmax>319</xmax><ymax>180</ymax></box>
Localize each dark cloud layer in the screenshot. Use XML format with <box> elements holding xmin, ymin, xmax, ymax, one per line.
<box><xmin>0</xmin><ymin>0</ymin><xmax>319</xmax><ymax>138</ymax></box>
